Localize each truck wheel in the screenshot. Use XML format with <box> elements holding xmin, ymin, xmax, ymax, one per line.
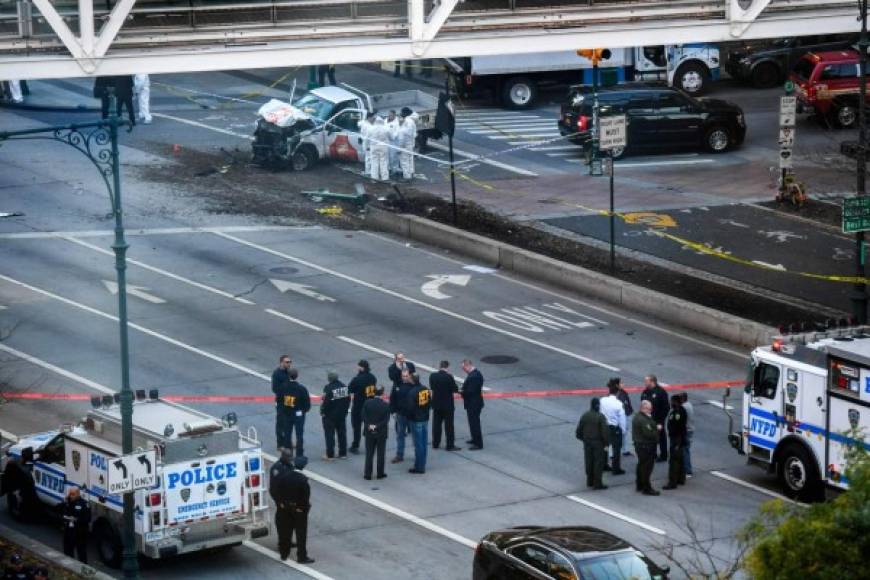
<box><xmin>502</xmin><ymin>77</ymin><xmax>537</xmax><ymax>109</ymax></box>
<box><xmin>751</xmin><ymin>62</ymin><xmax>781</xmax><ymax>89</ymax></box>
<box><xmin>704</xmin><ymin>126</ymin><xmax>731</xmax><ymax>153</ymax></box>
<box><xmin>6</xmin><ymin>492</ymin><xmax>24</xmax><ymax>522</ymax></box>
<box><xmin>291</xmin><ymin>146</ymin><xmax>316</xmax><ymax>171</ymax></box>
<box><xmin>832</xmin><ymin>99</ymin><xmax>858</xmax><ymax>129</ymax></box>
<box><xmin>95</xmin><ymin>520</ymin><xmax>123</xmax><ymax>568</ymax></box>
<box><xmin>778</xmin><ymin>444</ymin><xmax>822</xmax><ymax>502</ymax></box>
<box><xmin>675</xmin><ymin>62</ymin><xmax>709</xmax><ymax>96</ymax></box>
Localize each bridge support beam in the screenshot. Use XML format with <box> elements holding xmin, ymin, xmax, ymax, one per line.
<box><xmin>728</xmin><ymin>0</ymin><xmax>773</xmax><ymax>37</ymax></box>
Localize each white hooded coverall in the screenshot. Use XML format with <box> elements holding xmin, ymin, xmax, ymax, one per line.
<box><xmin>133</xmin><ymin>74</ymin><xmax>152</xmax><ymax>123</ymax></box>
<box><xmin>397</xmin><ymin>115</ymin><xmax>417</xmax><ymax>180</ymax></box>
<box><xmin>358</xmin><ymin>118</ymin><xmax>373</xmax><ymax>176</ymax></box>
<box><xmin>368</xmin><ymin>118</ymin><xmax>390</xmax><ymax>181</ymax></box>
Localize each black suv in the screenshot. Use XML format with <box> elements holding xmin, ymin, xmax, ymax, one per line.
<box><xmin>473</xmin><ymin>525</ymin><xmax>669</xmax><ymax>580</ymax></box>
<box><xmin>726</xmin><ymin>34</ymin><xmax>857</xmax><ymax>88</ymax></box>
<box><xmin>557</xmin><ymin>84</ymin><xmax>745</xmax><ymax>158</ymax></box>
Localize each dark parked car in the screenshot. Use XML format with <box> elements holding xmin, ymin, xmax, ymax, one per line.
<box><xmin>557</xmin><ymin>84</ymin><xmax>745</xmax><ymax>158</ymax></box>
<box><xmin>726</xmin><ymin>34</ymin><xmax>857</xmax><ymax>88</ymax></box>
<box><xmin>473</xmin><ymin>526</ymin><xmax>669</xmax><ymax>580</ymax></box>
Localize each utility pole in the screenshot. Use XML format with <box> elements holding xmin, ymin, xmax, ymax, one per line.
<box><xmin>855</xmin><ymin>0</ymin><xmax>868</xmax><ymax>323</ymax></box>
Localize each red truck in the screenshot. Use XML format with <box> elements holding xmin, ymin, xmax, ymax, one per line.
<box><xmin>791</xmin><ymin>49</ymin><xmax>867</xmax><ymax>129</ymax></box>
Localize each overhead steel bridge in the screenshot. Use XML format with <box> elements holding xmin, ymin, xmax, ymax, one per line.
<box><xmin>0</xmin><ymin>0</ymin><xmax>861</xmax><ymax>79</ymax></box>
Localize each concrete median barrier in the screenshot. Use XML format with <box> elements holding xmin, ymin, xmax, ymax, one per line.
<box><xmin>366</xmin><ymin>207</ymin><xmax>775</xmax><ymax>347</ymax></box>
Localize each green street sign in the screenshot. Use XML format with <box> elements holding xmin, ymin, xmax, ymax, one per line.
<box><xmin>784</xmin><ymin>80</ymin><xmax>794</xmax><ymax>94</ymax></box>
<box><xmin>843</xmin><ymin>196</ymin><xmax>870</xmax><ymax>233</ymax></box>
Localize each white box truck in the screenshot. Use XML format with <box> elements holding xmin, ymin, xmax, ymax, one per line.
<box><xmin>447</xmin><ymin>44</ymin><xmax>720</xmax><ymax>109</ymax></box>
<box><xmin>1</xmin><ymin>396</ymin><xmax>269</xmax><ymax>567</ymax></box>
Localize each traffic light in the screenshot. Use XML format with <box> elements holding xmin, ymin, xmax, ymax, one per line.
<box><xmin>576</xmin><ymin>48</ymin><xmax>612</xmax><ymax>65</ymax></box>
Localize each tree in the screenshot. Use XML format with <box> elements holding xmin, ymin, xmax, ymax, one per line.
<box><xmin>742</xmin><ymin>433</ymin><xmax>870</xmax><ymax>580</ymax></box>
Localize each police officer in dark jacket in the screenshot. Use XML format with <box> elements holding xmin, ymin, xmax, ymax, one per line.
<box><xmin>641</xmin><ymin>374</ymin><xmax>670</xmax><ymax>461</ymax></box>
<box><xmin>94</xmin><ymin>75</ymin><xmax>136</xmax><ymax>125</ymax></box>
<box><xmin>362</xmin><ymin>386</ymin><xmax>390</xmax><ymax>480</ymax></box>
<box><xmin>405</xmin><ymin>374</ymin><xmax>432</xmax><ymax>474</ymax></box>
<box><xmin>269</xmin><ymin>452</ymin><xmax>314</xmax><ymax>564</ymax></box>
<box><xmin>664</xmin><ymin>394</ymin><xmax>688</xmax><ymax>490</ymax></box>
<box><xmin>389</xmin><ymin>369</ymin><xmax>415</xmax><ymax>463</ymax></box>
<box><xmin>271</xmin><ymin>355</ymin><xmax>293</xmax><ymax>451</ymax></box>
<box><xmin>60</xmin><ymin>487</ymin><xmax>90</xmax><ymax>563</ymax></box>
<box><xmin>274</xmin><ymin>368</ymin><xmax>311</xmax><ymax>458</ymax></box>
<box><xmin>632</xmin><ymin>400</ymin><xmax>660</xmax><ymax>495</ymax></box>
<box><xmin>348</xmin><ymin>360</ymin><xmax>377</xmax><ymax>454</ymax></box>
<box><xmin>321</xmin><ymin>371</ymin><xmax>350</xmax><ymax>460</ymax></box>
<box><xmin>576</xmin><ymin>398</ymin><xmax>609</xmax><ymax>490</ymax></box>
<box><xmin>387</xmin><ymin>352</ymin><xmax>416</xmax><ymax>388</ymax></box>
<box><xmin>429</xmin><ymin>360</ymin><xmax>461</xmax><ymax>451</ymax></box>
<box><xmin>460</xmin><ymin>359</ymin><xmax>485</xmax><ymax>450</ymax></box>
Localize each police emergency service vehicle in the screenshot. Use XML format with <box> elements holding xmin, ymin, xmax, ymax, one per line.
<box><xmin>1</xmin><ymin>395</ymin><xmax>268</xmax><ymax>566</ymax></box>
<box><xmin>728</xmin><ymin>333</ymin><xmax>870</xmax><ymax>501</ymax></box>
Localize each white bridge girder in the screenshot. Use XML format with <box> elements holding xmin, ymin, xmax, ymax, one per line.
<box><xmin>0</xmin><ymin>0</ymin><xmax>861</xmax><ymax>79</ymax></box>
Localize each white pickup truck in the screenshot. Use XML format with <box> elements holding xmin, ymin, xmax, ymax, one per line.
<box><xmin>252</xmin><ymin>84</ymin><xmax>440</xmax><ymax>170</ymax></box>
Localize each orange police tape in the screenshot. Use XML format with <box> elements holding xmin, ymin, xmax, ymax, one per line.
<box><xmin>0</xmin><ymin>380</ymin><xmax>743</xmax><ymax>404</ymax></box>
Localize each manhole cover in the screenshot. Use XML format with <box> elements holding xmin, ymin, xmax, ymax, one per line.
<box><xmin>269</xmin><ymin>267</ymin><xmax>299</xmax><ymax>275</ymax></box>
<box><xmin>480</xmin><ymin>355</ymin><xmax>518</xmax><ymax>365</ymax></box>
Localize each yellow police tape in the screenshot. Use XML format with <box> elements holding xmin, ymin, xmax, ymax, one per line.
<box><xmin>563</xmin><ymin>202</ymin><xmax>870</xmax><ymax>285</ymax></box>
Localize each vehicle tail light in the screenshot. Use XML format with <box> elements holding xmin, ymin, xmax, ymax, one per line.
<box><xmin>147</xmin><ymin>493</ymin><xmax>162</xmax><ymax>507</ymax></box>
<box><xmin>772</xmin><ymin>339</ymin><xmax>783</xmax><ymax>352</ymax></box>
<box><xmin>465</xmin><ymin>74</ymin><xmax>473</xmax><ymax>86</ymax></box>
<box><xmin>577</xmin><ymin>115</ymin><xmax>590</xmax><ymax>131</ymax></box>
<box><xmin>247</xmin><ymin>474</ymin><xmax>260</xmax><ymax>488</ymax></box>
<box><xmin>807</xmin><ymin>84</ymin><xmax>816</xmax><ymax>100</ymax></box>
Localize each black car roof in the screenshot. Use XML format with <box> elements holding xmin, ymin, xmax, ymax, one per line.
<box><xmin>490</xmin><ymin>526</ymin><xmax>632</xmax><ymax>556</ymax></box>
<box><xmin>568</xmin><ymin>82</ymin><xmax>668</xmax><ymax>95</ymax></box>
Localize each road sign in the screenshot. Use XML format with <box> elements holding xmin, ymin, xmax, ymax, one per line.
<box><xmin>598</xmin><ymin>115</ymin><xmax>627</xmax><ymax>150</ymax></box>
<box><xmin>778</xmin><ymin>127</ymin><xmax>795</xmax><ymax>148</ymax></box>
<box><xmin>780</xmin><ymin>96</ymin><xmax>797</xmax><ymax>127</ymax></box>
<box><xmin>784</xmin><ymin>80</ymin><xmax>795</xmax><ymax>94</ymax></box>
<box><xmin>107</xmin><ymin>450</ymin><xmax>157</xmax><ymax>494</ymax></box>
<box><xmin>843</xmin><ymin>196</ymin><xmax>870</xmax><ymax>233</ymax></box>
<box><xmin>779</xmin><ymin>148</ymin><xmax>793</xmax><ymax>169</ymax></box>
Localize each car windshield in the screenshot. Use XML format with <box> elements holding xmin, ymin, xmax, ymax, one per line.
<box><xmin>574</xmin><ymin>551</ymin><xmax>661</xmax><ymax>580</ymax></box>
<box><xmin>292</xmin><ymin>93</ymin><xmax>333</xmax><ymax>121</ymax></box>
<box><xmin>792</xmin><ymin>58</ymin><xmax>816</xmax><ymax>80</ymax></box>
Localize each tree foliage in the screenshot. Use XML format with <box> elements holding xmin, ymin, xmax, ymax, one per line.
<box><xmin>742</xmin><ymin>433</ymin><xmax>870</xmax><ymax>580</ymax></box>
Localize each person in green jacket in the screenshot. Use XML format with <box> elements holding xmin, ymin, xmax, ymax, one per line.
<box><xmin>576</xmin><ymin>398</ymin><xmax>610</xmax><ymax>490</ymax></box>
<box><xmin>632</xmin><ymin>400</ymin><xmax>661</xmax><ymax>496</ymax></box>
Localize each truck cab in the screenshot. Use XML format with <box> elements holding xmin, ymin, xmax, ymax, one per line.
<box><xmin>733</xmin><ymin>335</ymin><xmax>870</xmax><ymax>501</ymax></box>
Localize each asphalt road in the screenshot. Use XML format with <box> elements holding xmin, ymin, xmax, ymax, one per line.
<box><xmin>0</xmin><ymin>90</ymin><xmax>809</xmax><ymax>580</ymax></box>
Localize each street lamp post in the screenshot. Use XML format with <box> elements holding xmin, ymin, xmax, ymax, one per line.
<box><xmin>0</xmin><ymin>97</ymin><xmax>138</xmax><ymax>578</ymax></box>
<box><xmin>855</xmin><ymin>0</ymin><xmax>869</xmax><ymax>323</ymax></box>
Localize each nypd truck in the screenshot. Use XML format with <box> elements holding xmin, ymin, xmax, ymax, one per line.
<box><xmin>728</xmin><ymin>333</ymin><xmax>870</xmax><ymax>501</ymax></box>
<box><xmin>1</xmin><ymin>397</ymin><xmax>268</xmax><ymax>566</ymax></box>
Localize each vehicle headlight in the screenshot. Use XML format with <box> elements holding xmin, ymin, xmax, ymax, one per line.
<box><xmin>740</xmin><ymin>57</ymin><xmax>751</xmax><ymax>65</ymax></box>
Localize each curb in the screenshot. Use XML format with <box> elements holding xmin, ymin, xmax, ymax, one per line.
<box><xmin>365</xmin><ymin>207</ymin><xmax>775</xmax><ymax>347</ymax></box>
<box><xmin>0</xmin><ymin>521</ymin><xmax>114</xmax><ymax>580</ymax></box>
<box><xmin>0</xmin><ymin>101</ymin><xmax>98</xmax><ymax>113</ymax></box>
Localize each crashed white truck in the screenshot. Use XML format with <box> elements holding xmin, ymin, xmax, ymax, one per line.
<box><xmin>252</xmin><ymin>85</ymin><xmax>440</xmax><ymax>170</ymax></box>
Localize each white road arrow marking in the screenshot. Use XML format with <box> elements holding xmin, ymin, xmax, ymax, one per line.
<box><xmin>270</xmin><ymin>279</ymin><xmax>336</xmax><ymax>302</ymax></box>
<box><xmin>102</xmin><ymin>280</ymin><xmax>166</xmax><ymax>304</ymax></box>
<box><xmin>421</xmin><ymin>274</ymin><xmax>471</xmax><ymax>300</ymax></box>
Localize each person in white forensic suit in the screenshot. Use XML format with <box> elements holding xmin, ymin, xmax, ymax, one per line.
<box><xmin>368</xmin><ymin>116</ymin><xmax>390</xmax><ymax>181</ymax></box>
<box><xmin>7</xmin><ymin>80</ymin><xmax>23</xmax><ymax>103</ymax></box>
<box><xmin>358</xmin><ymin>112</ymin><xmax>375</xmax><ymax>176</ymax></box>
<box><xmin>133</xmin><ymin>74</ymin><xmax>152</xmax><ymax>124</ymax></box>
<box><xmin>396</xmin><ymin>107</ymin><xmax>418</xmax><ymax>181</ymax></box>
<box><xmin>386</xmin><ymin>110</ymin><xmax>400</xmax><ymax>175</ymax></box>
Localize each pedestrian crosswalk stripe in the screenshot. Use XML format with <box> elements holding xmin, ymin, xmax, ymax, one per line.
<box><xmin>531</xmin><ymin>145</ymin><xmax>580</xmax><ymax>151</ymax></box>
<box><xmin>466</xmin><ymin>127</ymin><xmax>555</xmax><ymax>135</ymax></box>
<box><xmin>489</xmin><ymin>133</ymin><xmax>559</xmax><ymax>140</ymax></box>
<box><xmin>546</xmin><ymin>151</ymin><xmax>579</xmax><ymax>157</ymax></box>
<box><xmin>456</xmin><ymin>120</ymin><xmax>552</xmax><ymax>128</ymax></box>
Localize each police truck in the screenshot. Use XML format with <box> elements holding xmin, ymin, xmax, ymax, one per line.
<box><xmin>1</xmin><ymin>394</ymin><xmax>269</xmax><ymax>566</ymax></box>
<box><xmin>727</xmin><ymin>333</ymin><xmax>870</xmax><ymax>501</ymax></box>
